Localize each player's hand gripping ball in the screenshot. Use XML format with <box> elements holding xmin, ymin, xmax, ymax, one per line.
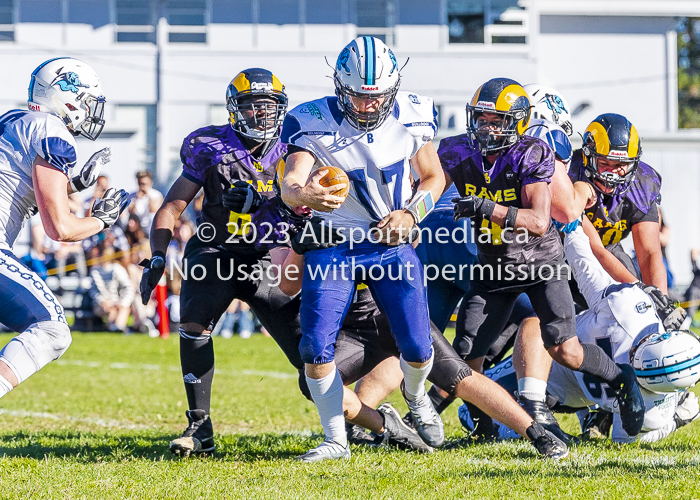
<box><xmin>319</xmin><ymin>166</ymin><xmax>350</xmax><ymax>200</ymax></box>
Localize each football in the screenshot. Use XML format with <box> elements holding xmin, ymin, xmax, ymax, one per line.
<box><xmin>318</xmin><ymin>166</ymin><xmax>350</xmax><ymax>199</ymax></box>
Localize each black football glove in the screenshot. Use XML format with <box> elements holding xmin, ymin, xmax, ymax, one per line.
<box><xmin>635</xmin><ymin>282</ymin><xmax>687</xmax><ymax>331</ymax></box>
<box><xmin>291</xmin><ymin>217</ymin><xmax>345</xmax><ymax>255</ymax></box>
<box><xmin>92</xmin><ymin>187</ymin><xmax>130</xmax><ymax>228</ymax></box>
<box><xmin>222</xmin><ymin>180</ymin><xmax>263</xmax><ymax>214</ymax></box>
<box><xmin>139</xmin><ymin>253</ymin><xmax>166</xmax><ymax>305</ymax></box>
<box><xmin>452</xmin><ymin>195</ymin><xmax>496</xmax><ymax>221</ymax></box>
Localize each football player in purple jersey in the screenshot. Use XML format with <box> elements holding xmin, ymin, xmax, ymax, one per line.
<box><xmin>140</xmin><ymin>68</ymin><xmax>305</xmax><ymax>457</ymax></box>
<box><xmin>439</xmin><ymin>77</ymin><xmax>646</xmax><ymax>439</ymax></box>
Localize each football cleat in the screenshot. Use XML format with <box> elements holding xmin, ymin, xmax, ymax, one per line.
<box><xmin>376</xmin><ymin>403</ymin><xmax>433</xmax><ymax>453</ymax></box>
<box><xmin>526</xmin><ymin>421</ymin><xmax>569</xmax><ymax>460</ymax></box>
<box><xmin>613</xmin><ymin>364</ymin><xmax>645</xmax><ymax>436</ymax></box>
<box><xmin>169</xmin><ymin>409</ymin><xmax>216</xmax><ymax>457</ymax></box>
<box><xmin>517</xmin><ymin>395</ymin><xmax>580</xmax><ymax>445</ymax></box>
<box><xmin>294</xmin><ymin>440</ymin><xmax>351</xmax><ymax>462</ymax></box>
<box><xmin>580</xmin><ymin>408</ymin><xmax>613</xmax><ymax>440</ymax></box>
<box><xmin>346</xmin><ymin>422</ymin><xmax>376</xmax><ymax>446</ymax></box>
<box><xmin>401</xmin><ymin>382</ymin><xmax>445</xmax><ymax>448</ymax></box>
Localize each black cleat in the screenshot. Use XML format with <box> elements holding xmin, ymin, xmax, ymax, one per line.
<box><xmin>346</xmin><ymin>422</ymin><xmax>376</xmax><ymax>446</ymax></box>
<box><xmin>518</xmin><ymin>395</ymin><xmax>580</xmax><ymax>445</ymax></box>
<box><xmin>169</xmin><ymin>409</ymin><xmax>216</xmax><ymax>457</ymax></box>
<box><xmin>580</xmin><ymin>408</ymin><xmax>613</xmax><ymax>440</ymax></box>
<box><xmin>613</xmin><ymin>364</ymin><xmax>645</xmax><ymax>436</ymax></box>
<box><xmin>526</xmin><ymin>422</ymin><xmax>569</xmax><ymax>460</ymax></box>
<box><xmin>377</xmin><ymin>403</ymin><xmax>433</xmax><ymax>453</ymax></box>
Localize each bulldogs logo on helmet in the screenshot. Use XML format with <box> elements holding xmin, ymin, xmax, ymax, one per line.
<box><xmin>631</xmin><ymin>331</ymin><xmax>700</xmax><ymax>394</ymax></box>
<box><xmin>28</xmin><ymin>57</ymin><xmax>106</xmax><ymax>140</ymax></box>
<box><xmin>466</xmin><ymin>78</ymin><xmax>531</xmax><ymax>154</ymax></box>
<box><xmin>582</xmin><ymin>113</ymin><xmax>641</xmax><ymax>195</ymax></box>
<box><xmin>226</xmin><ymin>68</ymin><xmax>288</xmax><ymax>156</ymax></box>
<box><xmin>334</xmin><ymin>36</ymin><xmax>401</xmax><ymax>131</ymax></box>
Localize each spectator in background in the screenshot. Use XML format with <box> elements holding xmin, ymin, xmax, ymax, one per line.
<box><xmin>212</xmin><ymin>299</ymin><xmax>254</xmax><ymax>339</ymax></box>
<box><xmin>122</xmin><ymin>212</ymin><xmax>157</xmax><ymax>336</ymax></box>
<box><xmin>685</xmin><ymin>247</ymin><xmax>700</xmax><ymax>329</ymax></box>
<box><xmin>89</xmin><ymin>234</ymin><xmax>135</xmax><ymax>333</ymax></box>
<box><xmin>658</xmin><ymin>207</ymin><xmax>675</xmax><ymax>291</ymax></box>
<box><xmin>129</xmin><ymin>171</ymin><xmax>164</xmax><ymax>233</ymax></box>
<box><xmin>166</xmin><ymin>218</ymin><xmax>194</xmax><ymax>272</ymax></box>
<box><xmin>85</xmin><ymin>175</ymin><xmax>109</xmax><ymax>217</ymax></box>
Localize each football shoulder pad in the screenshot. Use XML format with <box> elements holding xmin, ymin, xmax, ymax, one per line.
<box><xmin>281</xmin><ymin>97</ymin><xmax>342</xmax><ymax>147</ymax></box>
<box><xmin>394</xmin><ymin>91</ymin><xmax>438</xmax><ymax>142</ymax></box>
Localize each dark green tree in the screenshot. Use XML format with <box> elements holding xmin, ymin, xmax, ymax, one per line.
<box><xmin>679</xmin><ymin>18</ymin><xmax>700</xmax><ymax>128</ymax></box>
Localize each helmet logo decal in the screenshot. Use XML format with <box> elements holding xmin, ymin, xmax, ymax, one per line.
<box><xmin>361</xmin><ymin>86</ymin><xmax>379</xmax><ymax>91</ymax></box>
<box><xmin>608</xmin><ymin>150</ymin><xmax>629</xmax><ymax>158</ymax></box>
<box><xmin>337</xmin><ymin>48</ymin><xmax>351</xmax><ymax>74</ymax></box>
<box><xmin>250</xmin><ymin>81</ymin><xmax>273</xmax><ymax>91</ymax></box>
<box><xmin>544</xmin><ymin>93</ymin><xmax>568</xmax><ymax>114</ymax></box>
<box><xmin>51</xmin><ymin>72</ymin><xmax>90</xmax><ymax>93</ymax></box>
<box><xmin>388</xmin><ymin>49</ymin><xmax>398</xmax><ymax>75</ymax></box>
<box><xmin>476</xmin><ymin>101</ymin><xmax>495</xmax><ymax>109</ymax></box>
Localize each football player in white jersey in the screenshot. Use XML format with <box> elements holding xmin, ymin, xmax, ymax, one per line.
<box><xmin>0</xmin><ymin>57</ymin><xmax>128</xmax><ymax>401</ymax></box>
<box><xmin>281</xmin><ymin>36</ymin><xmax>446</xmax><ymax>461</ymax></box>
<box><xmin>459</xmin><ymin>222</ymin><xmax>700</xmax><ymax>443</ymax></box>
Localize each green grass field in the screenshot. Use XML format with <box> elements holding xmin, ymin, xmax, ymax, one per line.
<box><xmin>1</xmin><ymin>332</ymin><xmax>700</xmax><ymax>499</ymax></box>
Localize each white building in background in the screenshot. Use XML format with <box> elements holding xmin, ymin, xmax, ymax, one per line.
<box><xmin>1</xmin><ymin>0</ymin><xmax>700</xmax><ymax>284</ymax></box>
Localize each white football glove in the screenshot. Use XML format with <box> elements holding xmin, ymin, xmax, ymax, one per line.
<box><xmin>70</xmin><ymin>147</ymin><xmax>111</xmax><ymax>193</ymax></box>
<box><xmin>674</xmin><ymin>391</ymin><xmax>700</xmax><ymax>428</ymax></box>
<box><xmin>92</xmin><ymin>187</ymin><xmax>130</xmax><ymax>229</ymax></box>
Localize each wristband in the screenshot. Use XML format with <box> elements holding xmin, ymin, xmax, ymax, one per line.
<box><xmin>504</xmin><ymin>206</ymin><xmax>518</xmax><ymax>230</ymax></box>
<box><xmin>479</xmin><ymin>198</ymin><xmax>496</xmax><ymax>221</ymax></box>
<box><xmin>405</xmin><ymin>190</ymin><xmax>435</xmax><ymax>225</ymax></box>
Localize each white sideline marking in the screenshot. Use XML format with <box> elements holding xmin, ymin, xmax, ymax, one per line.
<box><xmin>54</xmin><ymin>359</ymin><xmax>298</xmax><ymax>380</ymax></box>
<box><xmin>0</xmin><ymin>409</ymin><xmax>149</xmax><ymax>429</ymax></box>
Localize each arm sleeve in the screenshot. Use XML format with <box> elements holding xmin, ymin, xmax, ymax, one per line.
<box><xmin>31</xmin><ymin>114</ymin><xmax>77</xmax><ymax>176</ymax></box>
<box><xmin>519</xmin><ymin>141</ymin><xmax>555</xmax><ymax>186</ymax></box>
<box><xmin>630</xmin><ymin>202</ymin><xmax>660</xmax><ymax>226</ymax></box>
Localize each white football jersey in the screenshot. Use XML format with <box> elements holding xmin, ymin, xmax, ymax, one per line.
<box><xmin>546</xmin><ymin>224</ymin><xmax>674</xmax><ymax>441</ymax></box>
<box><xmin>523</xmin><ymin>118</ymin><xmax>572</xmax><ymax>165</ymax></box>
<box><xmin>282</xmin><ymin>92</ymin><xmax>437</xmax><ymax>231</ymax></box>
<box><xmin>0</xmin><ymin>110</ymin><xmax>77</xmax><ymax>249</ymax></box>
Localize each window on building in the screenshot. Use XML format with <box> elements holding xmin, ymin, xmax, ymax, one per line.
<box><xmin>356</xmin><ymin>0</ymin><xmax>395</xmax><ymax>45</ymax></box>
<box><xmin>0</xmin><ymin>0</ymin><xmax>14</xmax><ymax>42</ymax></box>
<box><xmin>114</xmin><ymin>0</ymin><xmax>156</xmax><ymax>43</ymax></box>
<box><xmin>447</xmin><ymin>0</ymin><xmax>526</xmax><ymax>45</ymax></box>
<box><xmin>167</xmin><ymin>0</ymin><xmax>207</xmax><ymax>43</ymax></box>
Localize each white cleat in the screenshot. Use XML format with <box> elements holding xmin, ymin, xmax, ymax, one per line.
<box><xmin>294</xmin><ymin>440</ymin><xmax>351</xmax><ymax>463</ymax></box>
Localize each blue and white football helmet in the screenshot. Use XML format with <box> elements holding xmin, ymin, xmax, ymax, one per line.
<box><xmin>523</xmin><ymin>84</ymin><xmax>573</xmax><ymax>136</ymax></box>
<box><xmin>28</xmin><ymin>57</ymin><xmax>106</xmax><ymax>140</ymax></box>
<box><xmin>631</xmin><ymin>330</ymin><xmax>700</xmax><ymax>393</ymax></box>
<box><xmin>334</xmin><ymin>36</ymin><xmax>401</xmax><ymax>131</ymax></box>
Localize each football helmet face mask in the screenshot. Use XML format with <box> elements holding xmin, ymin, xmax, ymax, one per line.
<box><xmin>523</xmin><ymin>84</ymin><xmax>573</xmax><ymax>136</ymax></box>
<box><xmin>28</xmin><ymin>57</ymin><xmax>106</xmax><ymax>140</ymax></box>
<box><xmin>466</xmin><ymin>78</ymin><xmax>531</xmax><ymax>155</ymax></box>
<box><xmin>582</xmin><ymin>113</ymin><xmax>641</xmax><ymax>196</ymax></box>
<box><xmin>630</xmin><ymin>330</ymin><xmax>700</xmax><ymax>394</ymax></box>
<box><xmin>334</xmin><ymin>36</ymin><xmax>400</xmax><ymax>131</ymax></box>
<box><xmin>226</xmin><ymin>68</ymin><xmax>288</xmax><ymax>151</ymax></box>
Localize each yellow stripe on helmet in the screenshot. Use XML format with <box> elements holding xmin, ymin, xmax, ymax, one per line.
<box><xmin>272</xmin><ymin>74</ymin><xmax>284</xmax><ymax>92</ymax></box>
<box><xmin>275</xmin><ymin>157</ymin><xmax>286</xmax><ymax>185</ymax></box>
<box><xmin>586</xmin><ymin>121</ymin><xmax>611</xmax><ymax>156</ymax></box>
<box><xmin>470</xmin><ymin>85</ymin><xmax>485</xmax><ymax>107</ymax></box>
<box><xmin>495</xmin><ymin>84</ymin><xmax>530</xmax><ymax>112</ymax></box>
<box><xmin>628</xmin><ymin>124</ymin><xmax>640</xmax><ymax>158</ymax></box>
<box><xmin>231</xmin><ymin>72</ymin><xmax>251</xmax><ymax>93</ymax></box>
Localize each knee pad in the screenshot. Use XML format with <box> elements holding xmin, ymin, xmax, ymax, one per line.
<box><xmin>0</xmin><ymin>321</ymin><xmax>71</xmax><ymax>384</ymax></box>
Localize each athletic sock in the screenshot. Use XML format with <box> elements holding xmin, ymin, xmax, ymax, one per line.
<box><xmin>577</xmin><ymin>343</ymin><xmax>624</xmax><ymax>388</ymax></box>
<box><xmin>0</xmin><ymin>373</ymin><xmax>12</xmax><ymax>398</ymax></box>
<box><xmin>400</xmin><ymin>352</ymin><xmax>434</xmax><ymax>400</ymax></box>
<box><xmin>179</xmin><ymin>329</ymin><xmax>215</xmax><ymax>414</ymax></box>
<box><xmin>427</xmin><ymin>385</ymin><xmax>455</xmax><ymax>415</ymax></box>
<box><xmin>518</xmin><ymin>377</ymin><xmax>548</xmax><ymax>402</ymax></box>
<box><xmin>306</xmin><ymin>368</ymin><xmax>347</xmax><ymax>447</ymax></box>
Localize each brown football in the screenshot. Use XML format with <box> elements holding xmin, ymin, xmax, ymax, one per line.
<box><xmin>318</xmin><ymin>166</ymin><xmax>350</xmax><ymax>199</ymax></box>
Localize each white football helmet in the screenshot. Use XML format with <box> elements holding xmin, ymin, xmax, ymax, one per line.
<box><xmin>334</xmin><ymin>36</ymin><xmax>400</xmax><ymax>131</ymax></box>
<box><xmin>631</xmin><ymin>331</ymin><xmax>700</xmax><ymax>393</ymax></box>
<box><xmin>523</xmin><ymin>84</ymin><xmax>573</xmax><ymax>136</ymax></box>
<box><xmin>28</xmin><ymin>57</ymin><xmax>106</xmax><ymax>140</ymax></box>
